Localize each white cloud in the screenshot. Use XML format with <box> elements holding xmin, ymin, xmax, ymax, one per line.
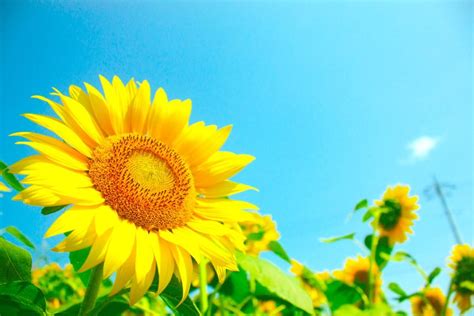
<box><xmin>402</xmin><ymin>136</ymin><xmax>439</xmax><ymax>164</ymax></box>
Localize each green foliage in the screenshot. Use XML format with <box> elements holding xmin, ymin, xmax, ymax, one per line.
<box><xmin>236</xmin><ymin>252</ymin><xmax>314</xmax><ymax>315</ymax></box>
<box><xmin>364</xmin><ymin>235</ymin><xmax>393</xmax><ymax>270</ymax></box>
<box><xmin>426</xmin><ymin>267</ymin><xmax>441</xmax><ymax>285</ymax></box>
<box><xmin>0</xmin><ymin>236</ymin><xmax>32</xmax><ymax>283</ymax></box>
<box><xmin>41</xmin><ymin>205</ymin><xmax>67</xmax><ymax>215</ymax></box>
<box><xmin>388</xmin><ymin>282</ymin><xmax>407</xmax><ymax>297</ymax></box>
<box><xmin>325</xmin><ymin>280</ymin><xmax>362</xmax><ymax>311</ymax></box>
<box><xmin>0</xmin><ymin>160</ymin><xmax>24</xmax><ymax>192</ymax></box>
<box><xmin>334</xmin><ymin>303</ymin><xmax>395</xmax><ymax>316</ymax></box>
<box><xmin>1</xmin><ymin>226</ymin><xmax>35</xmax><ymax>249</ymax></box>
<box><xmin>69</xmin><ymin>247</ymin><xmax>92</xmax><ymax>286</ymax></box>
<box><xmin>354</xmin><ymin>199</ymin><xmax>368</xmax><ymax>211</ymax></box>
<box><xmin>268</xmin><ymin>240</ymin><xmax>291</xmax><ymax>263</ymax></box>
<box><xmin>0</xmin><ymin>281</ymin><xmax>46</xmax><ymax>315</ymax></box>
<box><xmin>158</xmin><ymin>275</ymin><xmax>201</xmax><ymax>316</ymax></box>
<box><xmin>320</xmin><ymin>233</ymin><xmax>355</xmax><ymax>244</ymax></box>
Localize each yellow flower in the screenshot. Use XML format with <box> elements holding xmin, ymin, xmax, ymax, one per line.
<box><xmin>258</xmin><ymin>300</ymin><xmax>282</xmax><ymax>315</ymax></box>
<box><xmin>333</xmin><ymin>255</ymin><xmax>382</xmax><ymax>301</ymax></box>
<box><xmin>448</xmin><ymin>244</ymin><xmax>474</xmax><ymax>313</ymax></box>
<box><xmin>0</xmin><ymin>180</ymin><xmax>10</xmax><ymax>192</ymax></box>
<box><xmin>240</xmin><ymin>213</ymin><xmax>279</xmax><ymax>256</ymax></box>
<box><xmin>411</xmin><ymin>287</ymin><xmax>452</xmax><ymax>316</ymax></box>
<box><xmin>290</xmin><ymin>260</ymin><xmax>329</xmax><ymax>308</ymax></box>
<box><xmin>374</xmin><ymin>184</ymin><xmax>419</xmax><ymax>245</ymax></box>
<box><xmin>12</xmin><ymin>76</ymin><xmax>257</xmax><ymax>304</ymax></box>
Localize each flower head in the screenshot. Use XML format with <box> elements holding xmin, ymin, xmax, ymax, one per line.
<box><xmin>374</xmin><ymin>184</ymin><xmax>419</xmax><ymax>245</ymax></box>
<box><xmin>290</xmin><ymin>260</ymin><xmax>330</xmax><ymax>308</ymax></box>
<box><xmin>448</xmin><ymin>244</ymin><xmax>474</xmax><ymax>313</ymax></box>
<box><xmin>333</xmin><ymin>255</ymin><xmax>382</xmax><ymax>301</ymax></box>
<box><xmin>411</xmin><ymin>287</ymin><xmax>452</xmax><ymax>316</ymax></box>
<box><xmin>240</xmin><ymin>213</ymin><xmax>279</xmax><ymax>256</ymax></box>
<box><xmin>12</xmin><ymin>76</ymin><xmax>257</xmax><ymax>304</ymax></box>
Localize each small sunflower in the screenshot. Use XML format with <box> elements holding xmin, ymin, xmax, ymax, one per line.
<box><xmin>411</xmin><ymin>287</ymin><xmax>452</xmax><ymax>316</ymax></box>
<box><xmin>11</xmin><ymin>76</ymin><xmax>257</xmax><ymax>304</ymax></box>
<box><xmin>448</xmin><ymin>244</ymin><xmax>474</xmax><ymax>313</ymax></box>
<box><xmin>333</xmin><ymin>255</ymin><xmax>382</xmax><ymax>301</ymax></box>
<box><xmin>290</xmin><ymin>260</ymin><xmax>330</xmax><ymax>308</ymax></box>
<box><xmin>240</xmin><ymin>213</ymin><xmax>279</xmax><ymax>256</ymax></box>
<box><xmin>373</xmin><ymin>184</ymin><xmax>419</xmax><ymax>245</ymax></box>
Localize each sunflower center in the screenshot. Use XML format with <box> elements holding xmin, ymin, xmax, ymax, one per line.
<box><xmin>379</xmin><ymin>199</ymin><xmax>402</xmax><ymax>230</ymax></box>
<box><xmin>454</xmin><ymin>257</ymin><xmax>474</xmax><ymax>295</ymax></box>
<box><xmin>88</xmin><ymin>134</ymin><xmax>195</xmax><ymax>231</ymax></box>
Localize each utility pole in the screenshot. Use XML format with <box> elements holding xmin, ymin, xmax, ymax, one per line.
<box><xmin>430</xmin><ymin>176</ymin><xmax>463</xmax><ymax>244</ymax></box>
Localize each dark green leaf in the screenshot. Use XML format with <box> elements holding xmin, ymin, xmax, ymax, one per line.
<box><xmin>41</xmin><ymin>205</ymin><xmax>67</xmax><ymax>215</ymax></box>
<box><xmin>2</xmin><ymin>226</ymin><xmax>35</xmax><ymax>249</ymax></box>
<box><xmin>246</xmin><ymin>230</ymin><xmax>265</xmax><ymax>241</ymax></box>
<box><xmin>0</xmin><ymin>161</ymin><xmax>24</xmax><ymax>192</ymax></box>
<box><xmin>0</xmin><ymin>236</ymin><xmax>32</xmax><ymax>283</ymax></box>
<box><xmin>321</xmin><ymin>233</ymin><xmax>355</xmax><ymax>244</ymax></box>
<box><xmin>158</xmin><ymin>275</ymin><xmax>201</xmax><ymax>316</ymax></box>
<box><xmin>364</xmin><ymin>235</ymin><xmax>393</xmax><ymax>270</ymax></box>
<box><xmin>325</xmin><ymin>280</ymin><xmax>361</xmax><ymax>311</ymax></box>
<box><xmin>69</xmin><ymin>247</ymin><xmax>92</xmax><ymax>286</ymax></box>
<box><xmin>388</xmin><ymin>282</ymin><xmax>407</xmax><ymax>297</ymax></box>
<box><xmin>354</xmin><ymin>199</ymin><xmax>368</xmax><ymax>211</ymax></box>
<box><xmin>268</xmin><ymin>240</ymin><xmax>291</xmax><ymax>263</ymax></box>
<box><xmin>219</xmin><ymin>269</ymin><xmax>250</xmax><ymax>304</ymax></box>
<box><xmin>427</xmin><ymin>267</ymin><xmax>441</xmax><ymax>285</ymax></box>
<box><xmin>236</xmin><ymin>252</ymin><xmax>313</xmax><ymax>314</ymax></box>
<box><xmin>0</xmin><ymin>281</ymin><xmax>46</xmax><ymax>315</ymax></box>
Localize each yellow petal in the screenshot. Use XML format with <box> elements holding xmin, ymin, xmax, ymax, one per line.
<box><xmin>12</xmin><ymin>132</ymin><xmax>88</xmax><ymax>170</ymax></box>
<box><xmin>93</xmin><ymin>205</ymin><xmax>119</xmax><ymax>236</ymax></box>
<box><xmin>193</xmin><ymin>152</ymin><xmax>255</xmax><ymax>188</ymax></box>
<box><xmin>110</xmin><ymin>246</ymin><xmax>136</xmax><ymax>296</ymax></box>
<box><xmin>134</xmin><ymin>227</ymin><xmax>155</xmax><ymax>284</ymax></box>
<box><xmin>0</xmin><ymin>181</ymin><xmax>9</xmax><ymax>192</ymax></box>
<box><xmin>130</xmin><ymin>257</ymin><xmax>156</xmax><ymax>305</ymax></box>
<box><xmin>126</xmin><ymin>80</ymin><xmax>150</xmax><ymax>134</ymax></box>
<box><xmin>160</xmin><ymin>228</ymin><xmax>202</xmax><ymax>263</ymax></box>
<box><xmin>79</xmin><ymin>229</ymin><xmax>113</xmax><ymax>272</ymax></box>
<box><xmin>197</xmin><ymin>180</ymin><xmax>258</xmax><ymax>198</ymax></box>
<box><xmin>99</xmin><ymin>75</ymin><xmax>124</xmax><ymax>134</ymax></box>
<box><xmin>13</xmin><ymin>185</ymin><xmax>65</xmax><ymax>206</ymax></box>
<box><xmin>44</xmin><ymin>205</ymin><xmax>97</xmax><ymax>238</ymax></box>
<box><xmin>53</xmin><ymin>223</ymin><xmax>96</xmax><ymax>252</ymax></box>
<box><xmin>84</xmin><ymin>82</ymin><xmax>115</xmax><ymax>136</ymax></box>
<box><xmin>169</xmin><ymin>245</ymin><xmax>193</xmax><ymax>304</ymax></box>
<box><xmin>149</xmin><ymin>234</ymin><xmax>174</xmax><ymax>294</ymax></box>
<box><xmin>103</xmin><ymin>220</ymin><xmax>136</xmax><ymax>278</ymax></box>
<box><xmin>23</xmin><ymin>114</ymin><xmax>92</xmax><ymax>157</ymax></box>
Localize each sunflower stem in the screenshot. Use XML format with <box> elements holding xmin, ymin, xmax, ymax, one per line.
<box><xmin>199</xmin><ymin>260</ymin><xmax>209</xmax><ymax>313</ymax></box>
<box><xmin>368</xmin><ymin>214</ymin><xmax>380</xmax><ymax>306</ymax></box>
<box><xmin>441</xmin><ymin>279</ymin><xmax>454</xmax><ymax>316</ymax></box>
<box><xmin>78</xmin><ymin>263</ymin><xmax>103</xmax><ymax>316</ymax></box>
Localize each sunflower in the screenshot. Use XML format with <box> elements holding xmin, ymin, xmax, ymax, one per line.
<box><xmin>333</xmin><ymin>255</ymin><xmax>382</xmax><ymax>301</ymax></box>
<box><xmin>290</xmin><ymin>260</ymin><xmax>330</xmax><ymax>308</ymax></box>
<box><xmin>240</xmin><ymin>213</ymin><xmax>279</xmax><ymax>256</ymax></box>
<box><xmin>411</xmin><ymin>287</ymin><xmax>452</xmax><ymax>316</ymax></box>
<box><xmin>11</xmin><ymin>76</ymin><xmax>257</xmax><ymax>304</ymax></box>
<box><xmin>448</xmin><ymin>244</ymin><xmax>474</xmax><ymax>313</ymax></box>
<box><xmin>373</xmin><ymin>184</ymin><xmax>419</xmax><ymax>245</ymax></box>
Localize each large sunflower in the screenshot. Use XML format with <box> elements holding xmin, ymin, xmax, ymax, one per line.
<box><xmin>448</xmin><ymin>244</ymin><xmax>474</xmax><ymax>313</ymax></box>
<box><xmin>11</xmin><ymin>76</ymin><xmax>257</xmax><ymax>304</ymax></box>
<box><xmin>373</xmin><ymin>184</ymin><xmax>419</xmax><ymax>245</ymax></box>
<box><xmin>333</xmin><ymin>255</ymin><xmax>382</xmax><ymax>302</ymax></box>
<box><xmin>411</xmin><ymin>287</ymin><xmax>452</xmax><ymax>316</ymax></box>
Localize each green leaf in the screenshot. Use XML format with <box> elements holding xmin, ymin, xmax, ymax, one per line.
<box><xmin>0</xmin><ymin>236</ymin><xmax>32</xmax><ymax>283</ymax></box>
<box><xmin>460</xmin><ymin>281</ymin><xmax>474</xmax><ymax>292</ymax></box>
<box><xmin>268</xmin><ymin>240</ymin><xmax>291</xmax><ymax>263</ymax></box>
<box><xmin>0</xmin><ymin>281</ymin><xmax>46</xmax><ymax>315</ymax></box>
<box><xmin>41</xmin><ymin>205</ymin><xmax>67</xmax><ymax>215</ymax></box>
<box><xmin>1</xmin><ymin>226</ymin><xmax>35</xmax><ymax>249</ymax></box>
<box><xmin>334</xmin><ymin>303</ymin><xmax>393</xmax><ymax>316</ymax></box>
<box><xmin>236</xmin><ymin>252</ymin><xmax>313</xmax><ymax>315</ymax></box>
<box><xmin>364</xmin><ymin>235</ymin><xmax>393</xmax><ymax>270</ymax></box>
<box><xmin>388</xmin><ymin>282</ymin><xmax>407</xmax><ymax>297</ymax></box>
<box><xmin>427</xmin><ymin>267</ymin><xmax>441</xmax><ymax>285</ymax></box>
<box><xmin>246</xmin><ymin>230</ymin><xmax>265</xmax><ymax>241</ymax></box>
<box><xmin>320</xmin><ymin>233</ymin><xmax>355</xmax><ymax>244</ymax></box>
<box><xmin>325</xmin><ymin>280</ymin><xmax>362</xmax><ymax>311</ymax></box>
<box><xmin>69</xmin><ymin>247</ymin><xmax>92</xmax><ymax>286</ymax></box>
<box><xmin>220</xmin><ymin>269</ymin><xmax>250</xmax><ymax>304</ymax></box>
<box><xmin>158</xmin><ymin>275</ymin><xmax>200</xmax><ymax>316</ymax></box>
<box><xmin>354</xmin><ymin>199</ymin><xmax>368</xmax><ymax>211</ymax></box>
<box><xmin>0</xmin><ymin>160</ymin><xmax>24</xmax><ymax>192</ymax></box>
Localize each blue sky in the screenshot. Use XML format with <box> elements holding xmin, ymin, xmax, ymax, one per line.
<box><xmin>1</xmin><ymin>0</ymin><xmax>472</xmax><ymax>312</ymax></box>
